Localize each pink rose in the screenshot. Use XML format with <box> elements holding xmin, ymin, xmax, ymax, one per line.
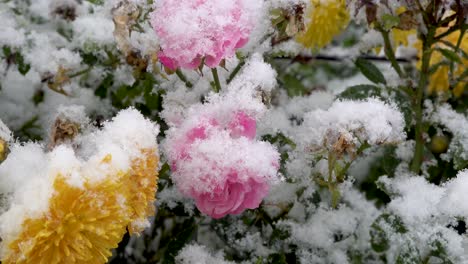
<box><xmin>150</xmin><ymin>0</ymin><xmax>258</xmax><ymax>70</ymax></box>
<box><xmin>165</xmin><ymin>111</ymin><xmax>280</xmax><ymax>218</ymax></box>
<box><xmin>193</xmin><ymin>178</ymin><xmax>269</xmax><ymax>219</ymax></box>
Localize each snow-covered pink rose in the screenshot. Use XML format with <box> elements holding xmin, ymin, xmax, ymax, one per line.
<box><xmin>150</xmin><ymin>0</ymin><xmax>259</xmax><ymax>70</ymax></box>
<box><xmin>165</xmin><ymin>111</ymin><xmax>280</xmax><ymax>218</ymax></box>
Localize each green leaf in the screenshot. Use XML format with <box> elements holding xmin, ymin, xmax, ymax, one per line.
<box><xmin>282</xmin><ymin>74</ymin><xmax>307</xmax><ymax>97</ymax></box>
<box><xmin>428</xmin><ymin>233</ymin><xmax>453</xmax><ymax>264</ymax></box>
<box><xmin>438</xmin><ymin>48</ymin><xmax>462</xmax><ymax>63</ymax></box>
<box><xmin>17</xmin><ymin>54</ymin><xmax>31</xmax><ymax>75</ymax></box>
<box><xmin>163</xmin><ymin>219</ymin><xmax>196</xmax><ymax>264</ymax></box>
<box><xmin>85</xmin><ymin>0</ymin><xmax>104</xmax><ymax>5</ymax></box>
<box><xmin>267</xmin><ymin>253</ymin><xmax>288</xmax><ymax>264</ymax></box>
<box><xmin>95</xmin><ymin>74</ymin><xmax>113</xmax><ymax>99</ymax></box>
<box><xmin>381</xmin><ymin>14</ymin><xmax>401</xmax><ymax>31</ymax></box>
<box><xmin>338</xmin><ymin>84</ymin><xmax>381</xmax><ymax>100</ymax></box>
<box><xmin>3</xmin><ymin>47</ymin><xmax>30</xmax><ymax>75</ymax></box>
<box><xmin>370</xmin><ymin>214</ymin><xmax>407</xmax><ymax>253</ymax></box>
<box><xmin>396</xmin><ymin>240</ymin><xmax>421</xmax><ymax>264</ymax></box>
<box><xmin>355</xmin><ymin>58</ymin><xmax>387</xmax><ymax>84</ymax></box>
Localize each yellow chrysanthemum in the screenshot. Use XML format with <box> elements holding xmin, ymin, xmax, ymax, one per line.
<box><xmin>0</xmin><ymin>139</ymin><xmax>6</xmax><ymax>161</ymax></box>
<box><xmin>392</xmin><ymin>28</ymin><xmax>416</xmax><ymax>47</ymax></box>
<box><xmin>123</xmin><ymin>149</ymin><xmax>160</xmax><ymax>234</ymax></box>
<box><xmin>2</xmin><ymin>177</ymin><xmax>128</xmax><ymax>264</ymax></box>
<box><xmin>296</xmin><ymin>0</ymin><xmax>350</xmax><ymax>50</ymax></box>
<box><xmin>1</xmin><ymin>149</ymin><xmax>159</xmax><ymax>264</ymax></box>
<box><xmin>424</xmin><ymin>29</ymin><xmax>467</xmax><ymax>97</ymax></box>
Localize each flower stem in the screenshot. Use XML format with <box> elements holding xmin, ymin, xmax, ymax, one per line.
<box><xmin>211</xmin><ymin>68</ymin><xmax>221</xmax><ymax>93</ymax></box>
<box><xmin>410</xmin><ymin>26</ymin><xmax>436</xmax><ymax>174</ymax></box>
<box><xmin>378</xmin><ymin>26</ymin><xmax>405</xmax><ymax>78</ymax></box>
<box><xmin>69</xmin><ymin>67</ymin><xmax>92</xmax><ymax>78</ymax></box>
<box><xmin>175</xmin><ymin>69</ymin><xmax>193</xmax><ymax>88</ymax></box>
<box><xmin>227</xmin><ymin>59</ymin><xmax>245</xmax><ymax>84</ymax></box>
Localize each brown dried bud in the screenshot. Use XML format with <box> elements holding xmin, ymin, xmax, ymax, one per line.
<box><xmin>271</xmin><ymin>4</ymin><xmax>306</xmax><ymax>45</ymax></box>
<box><xmin>332</xmin><ymin>133</ymin><xmax>356</xmax><ymax>158</ymax></box>
<box><xmin>48</xmin><ymin>117</ymin><xmax>81</xmax><ymax>149</ymax></box>
<box><xmin>396</xmin><ymin>10</ymin><xmax>419</xmax><ymax>30</ymax></box>
<box><xmin>51</xmin><ymin>5</ymin><xmax>77</xmax><ymax>21</ymax></box>
<box><xmin>47</xmin><ymin>66</ymin><xmax>71</xmax><ymax>96</ymax></box>
<box><xmin>365</xmin><ymin>3</ymin><xmax>378</xmax><ymax>25</ymax></box>
<box><xmin>112</xmin><ymin>0</ymin><xmax>140</xmax><ymax>56</ymax></box>
<box><xmin>126</xmin><ymin>49</ymin><xmax>149</xmax><ymax>72</ymax></box>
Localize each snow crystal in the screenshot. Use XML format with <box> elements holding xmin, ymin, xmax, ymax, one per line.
<box><xmin>0</xmin><ymin>143</ymin><xmax>52</xmax><ymax>243</ymax></box>
<box><xmin>228</xmin><ymin>53</ymin><xmax>277</xmax><ymax>93</ymax></box>
<box><xmin>432</xmin><ymin>104</ymin><xmax>468</xmax><ymax>163</ymax></box>
<box><xmin>0</xmin><ymin>120</ymin><xmax>11</xmax><ymax>142</ymax></box>
<box><xmin>439</xmin><ymin>170</ymin><xmax>468</xmax><ymax>219</ymax></box>
<box><xmin>0</xmin><ymin>9</ymin><xmax>26</xmax><ymax>48</ymax></box>
<box><xmin>297</xmin><ymin>98</ymin><xmax>406</xmax><ymax>151</ymax></box>
<box><xmin>380</xmin><ymin>175</ymin><xmax>445</xmax><ymax>225</ymax></box>
<box><xmin>176</xmin><ymin>244</ymin><xmax>234</xmax><ymax>264</ymax></box>
<box><xmin>72</xmin><ymin>15</ymin><xmax>115</xmax><ymax>47</ymax></box>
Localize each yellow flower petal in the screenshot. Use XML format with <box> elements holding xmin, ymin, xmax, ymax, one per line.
<box><xmin>2</xmin><ymin>148</ymin><xmax>159</xmax><ymax>264</ymax></box>
<box><xmin>296</xmin><ymin>0</ymin><xmax>350</xmax><ymax>50</ymax></box>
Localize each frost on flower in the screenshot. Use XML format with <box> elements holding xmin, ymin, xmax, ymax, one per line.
<box><xmin>164</xmin><ymin>81</ymin><xmax>280</xmax><ymax>219</ymax></box>
<box><xmin>0</xmin><ymin>108</ymin><xmax>160</xmax><ymax>264</ymax></box>
<box><xmin>297</xmin><ymin>98</ymin><xmax>406</xmax><ymax>153</ymax></box>
<box><xmin>150</xmin><ymin>0</ymin><xmax>261</xmax><ymax>70</ymax></box>
<box><xmin>0</xmin><ymin>119</ymin><xmax>11</xmax><ymax>162</ymax></box>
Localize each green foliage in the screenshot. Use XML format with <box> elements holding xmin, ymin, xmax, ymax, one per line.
<box><xmin>438</xmin><ymin>48</ymin><xmax>462</xmax><ymax>64</ymax></box>
<box><xmin>163</xmin><ymin>219</ymin><xmax>198</xmax><ymax>264</ymax></box>
<box><xmin>85</xmin><ymin>0</ymin><xmax>104</xmax><ymax>5</ymax></box>
<box><xmin>370</xmin><ymin>213</ymin><xmax>407</xmax><ymax>253</ymax></box>
<box><xmin>2</xmin><ymin>46</ymin><xmax>31</xmax><ymax>75</ymax></box>
<box><xmin>381</xmin><ymin>14</ymin><xmax>400</xmax><ymax>31</ymax></box>
<box><xmin>355</xmin><ymin>58</ymin><xmax>386</xmax><ymax>85</ymax></box>
<box><xmin>395</xmin><ymin>240</ymin><xmax>421</xmax><ymax>264</ymax></box>
<box><xmin>338</xmin><ymin>84</ymin><xmax>382</xmax><ymax>100</ymax></box>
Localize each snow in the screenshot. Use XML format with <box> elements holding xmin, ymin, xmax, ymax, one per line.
<box><xmin>433</xmin><ymin>104</ymin><xmax>468</xmax><ymax>164</ymax></box>
<box><xmin>176</xmin><ymin>244</ymin><xmax>234</xmax><ymax>264</ymax></box>
<box><xmin>0</xmin><ymin>108</ymin><xmax>159</xmax><ymax>245</ymax></box>
<box><xmin>0</xmin><ymin>120</ymin><xmax>12</xmax><ymax>142</ymax></box>
<box><xmin>0</xmin><ymin>0</ymin><xmax>467</xmax><ymax>263</ymax></box>
<box><xmin>296</xmin><ymin>98</ymin><xmax>406</xmax><ymax>151</ymax></box>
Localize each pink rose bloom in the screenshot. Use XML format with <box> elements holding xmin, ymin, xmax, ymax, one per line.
<box><xmin>165</xmin><ymin>111</ymin><xmax>280</xmax><ymax>219</ymax></box>
<box><xmin>150</xmin><ymin>0</ymin><xmax>259</xmax><ymax>70</ymax></box>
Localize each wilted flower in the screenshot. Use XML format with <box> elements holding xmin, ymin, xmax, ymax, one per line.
<box><xmin>150</xmin><ymin>0</ymin><xmax>260</xmax><ymax>70</ymax></box>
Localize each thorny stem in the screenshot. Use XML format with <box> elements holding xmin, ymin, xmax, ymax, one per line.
<box><xmin>211</xmin><ymin>67</ymin><xmax>221</xmax><ymax>93</ymax></box>
<box><xmin>175</xmin><ymin>69</ymin><xmax>193</xmax><ymax>88</ymax></box>
<box><xmin>410</xmin><ymin>26</ymin><xmax>436</xmax><ymax>174</ymax></box>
